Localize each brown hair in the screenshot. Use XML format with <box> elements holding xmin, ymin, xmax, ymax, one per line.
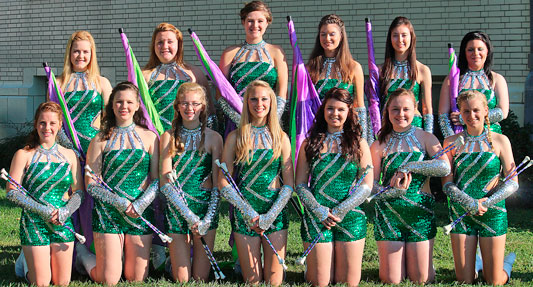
<box><xmin>379</xmin><ymin>16</ymin><xmax>418</xmax><ymax>99</ymax></box>
<box><xmin>458</xmin><ymin>31</ymin><xmax>494</xmax><ymax>85</ymax></box>
<box><xmin>456</xmin><ymin>90</ymin><xmax>494</xmax><ymax>150</ymax></box>
<box><xmin>170</xmin><ymin>83</ymin><xmax>208</xmax><ymax>156</ymax></box>
<box><xmin>26</xmin><ymin>102</ymin><xmax>63</xmax><ymax>150</ymax></box>
<box><xmin>144</xmin><ymin>23</ymin><xmax>186</xmax><ymax>70</ymax></box>
<box><xmin>308</xmin><ymin>14</ymin><xmax>357</xmax><ymax>84</ymax></box>
<box><xmin>240</xmin><ymin>1</ymin><xmax>272</xmax><ymax>24</ymax></box>
<box><xmin>60</xmin><ymin>30</ymin><xmax>101</xmax><ymax>91</ymax></box>
<box><xmin>100</xmin><ymin>82</ymin><xmax>148</xmax><ymax>140</ymax></box>
<box><xmin>377</xmin><ymin>88</ymin><xmax>417</xmax><ymax>143</ymax></box>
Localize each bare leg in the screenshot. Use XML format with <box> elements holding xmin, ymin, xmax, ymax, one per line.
<box><xmin>234</xmin><ymin>233</ymin><xmax>263</xmax><ymax>284</ymax></box>
<box><xmin>168</xmin><ymin>233</ymin><xmax>192</xmax><ymax>282</ymax></box>
<box><xmin>405</xmin><ymin>239</ymin><xmax>435</xmax><ymax>283</ymax></box>
<box><xmin>262</xmin><ymin>230</ymin><xmax>287</xmax><ymax>286</ymax></box>
<box><xmin>479</xmin><ymin>234</ymin><xmax>508</xmax><ymax>285</ymax></box>
<box><xmin>22</xmin><ymin>245</ymin><xmax>51</xmax><ymax>287</ymax></box>
<box><xmin>450</xmin><ymin>233</ymin><xmax>477</xmax><ymax>283</ymax></box>
<box><xmin>303</xmin><ymin>241</ymin><xmax>333</xmax><ymax>287</ymax></box>
<box><xmin>123</xmin><ymin>234</ymin><xmax>152</xmax><ymax>282</ymax></box>
<box><xmin>93</xmin><ymin>232</ymin><xmax>124</xmax><ymax>285</ymax></box>
<box><xmin>377</xmin><ymin>241</ymin><xmax>406</xmax><ymax>284</ymax></box>
<box><xmin>334</xmin><ymin>238</ymin><xmax>365</xmax><ymax>287</ymax></box>
<box><xmin>50</xmin><ymin>242</ymin><xmax>74</xmax><ymax>286</ymax></box>
<box><xmin>192</xmin><ymin>229</ymin><xmax>216</xmax><ymax>281</ymax></box>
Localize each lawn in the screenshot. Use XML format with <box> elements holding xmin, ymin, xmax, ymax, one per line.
<box><xmin>0</xmin><ymin>190</ymin><xmax>531</xmax><ymax>286</ymax></box>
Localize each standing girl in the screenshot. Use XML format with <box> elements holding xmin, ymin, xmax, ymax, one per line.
<box><xmin>78</xmin><ymin>82</ymin><xmax>159</xmax><ymax>285</ymax></box>
<box><xmin>7</xmin><ymin>102</ymin><xmax>84</xmax><ymax>286</ymax></box>
<box><xmin>295</xmin><ymin>88</ymin><xmax>372</xmax><ymax>287</ymax></box>
<box><xmin>379</xmin><ymin>17</ymin><xmax>433</xmax><ymax>133</ymax></box>
<box><xmin>159</xmin><ymin>83</ymin><xmax>223</xmax><ymax>282</ymax></box>
<box><xmin>219</xmin><ymin>80</ymin><xmax>293</xmax><ymax>285</ymax></box>
<box><xmin>370</xmin><ymin>88</ymin><xmax>450</xmax><ymax>284</ymax></box>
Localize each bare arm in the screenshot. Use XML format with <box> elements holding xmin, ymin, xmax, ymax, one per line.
<box><xmin>493</xmin><ymin>72</ymin><xmax>509</xmax><ymax>120</ymax></box>
<box><xmin>353</xmin><ymin>61</ymin><xmax>365</xmax><ymax>108</ymax></box>
<box><xmin>272</xmin><ymin>45</ymin><xmax>288</xmax><ymax>101</ymax></box>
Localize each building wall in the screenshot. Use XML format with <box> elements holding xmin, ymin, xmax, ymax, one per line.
<box><xmin>0</xmin><ymin>0</ymin><xmax>529</xmax><ymax>137</ymax></box>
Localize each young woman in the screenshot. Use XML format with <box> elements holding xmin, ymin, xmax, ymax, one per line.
<box><xmin>370</xmin><ymin>88</ymin><xmax>450</xmax><ymax>284</ymax></box>
<box><xmin>219</xmin><ymin>1</ymin><xmax>288</xmax><ymax>130</ymax></box>
<box><xmin>442</xmin><ymin>90</ymin><xmax>517</xmax><ymax>285</ymax></box>
<box><xmin>76</xmin><ymin>82</ymin><xmax>159</xmax><ymax>285</ymax></box>
<box><xmin>439</xmin><ymin>31</ymin><xmax>509</xmax><ymax>137</ymax></box>
<box><xmin>219</xmin><ymin>80</ymin><xmax>294</xmax><ymax>286</ymax></box>
<box><xmin>143</xmin><ymin>23</ymin><xmax>212</xmax><ymax>132</ymax></box>
<box><xmin>159</xmin><ymin>83</ymin><xmax>223</xmax><ymax>282</ymax></box>
<box><xmin>7</xmin><ymin>102</ymin><xmax>84</xmax><ymax>286</ymax></box>
<box><xmin>307</xmin><ymin>14</ymin><xmax>368</xmax><ymax>140</ymax></box>
<box><xmin>295</xmin><ymin>88</ymin><xmax>372</xmax><ymax>287</ymax></box>
<box><xmin>379</xmin><ymin>17</ymin><xmax>433</xmax><ymax>133</ymax></box>
<box><xmin>55</xmin><ymin>30</ymin><xmax>112</xmax><ymax>153</ymax></box>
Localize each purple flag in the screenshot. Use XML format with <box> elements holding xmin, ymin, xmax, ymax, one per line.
<box><xmin>364</xmin><ymin>18</ymin><xmax>382</xmax><ymax>135</ymax></box>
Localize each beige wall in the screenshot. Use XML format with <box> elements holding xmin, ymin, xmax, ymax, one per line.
<box><xmin>0</xmin><ymin>0</ymin><xmax>529</xmax><ymax>137</ymax></box>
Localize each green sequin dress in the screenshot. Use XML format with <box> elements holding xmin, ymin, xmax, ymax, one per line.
<box><xmin>20</xmin><ymin>146</ymin><xmax>74</xmax><ymax>245</ymax></box>
<box><xmin>315</xmin><ymin>79</ymin><xmax>354</xmax><ymax>101</ymax></box>
<box><xmin>149</xmin><ymin>80</ymin><xmax>188</xmax><ymax>132</ymax></box>
<box><xmin>165</xmin><ymin>151</ymin><xmax>219</xmax><ymax>234</ymax></box>
<box><xmin>230</xmin><ymin>62</ymin><xmax>277</xmax><ymax>97</ymax></box>
<box><xmin>301</xmin><ymin>153</ymin><xmax>366</xmax><ymax>243</ymax></box>
<box><xmin>64</xmin><ymin>89</ymin><xmax>104</xmax><ymax>153</ymax></box>
<box><xmin>232</xmin><ymin>149</ymin><xmax>288</xmax><ymax>237</ymax></box>
<box><xmin>448</xmin><ymin>133</ymin><xmax>506</xmax><ymax>236</ymax></box>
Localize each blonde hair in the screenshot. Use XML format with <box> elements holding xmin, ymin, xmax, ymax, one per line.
<box><xmin>235</xmin><ymin>80</ymin><xmax>282</xmax><ymax>164</ymax></box>
<box><xmin>170</xmin><ymin>83</ymin><xmax>208</xmax><ymax>156</ymax></box>
<box><xmin>144</xmin><ymin>23</ymin><xmax>186</xmax><ymax>70</ymax></box>
<box><xmin>60</xmin><ymin>31</ymin><xmax>101</xmax><ymax>91</ymax></box>
<box><xmin>457</xmin><ymin>90</ymin><xmax>494</xmax><ymax>151</ymax></box>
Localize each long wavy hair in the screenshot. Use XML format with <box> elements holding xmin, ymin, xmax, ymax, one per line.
<box><xmin>25</xmin><ymin>102</ymin><xmax>63</xmax><ymax>150</ymax></box>
<box><xmin>377</xmin><ymin>88</ymin><xmax>417</xmax><ymax>143</ymax></box>
<box><xmin>235</xmin><ymin>80</ymin><xmax>282</xmax><ymax>165</ymax></box>
<box><xmin>60</xmin><ymin>30</ymin><xmax>101</xmax><ymax>91</ymax></box>
<box><xmin>379</xmin><ymin>16</ymin><xmax>418</xmax><ymax>98</ymax></box>
<box><xmin>169</xmin><ymin>83</ymin><xmax>208</xmax><ymax>156</ymax></box>
<box><xmin>458</xmin><ymin>31</ymin><xmax>494</xmax><ymax>85</ymax></box>
<box><xmin>308</xmin><ymin>14</ymin><xmax>356</xmax><ymax>84</ymax></box>
<box><xmin>456</xmin><ymin>90</ymin><xmax>494</xmax><ymax>151</ymax></box>
<box><xmin>100</xmin><ymin>82</ymin><xmax>148</xmax><ymax>140</ymax></box>
<box><xmin>144</xmin><ymin>23</ymin><xmax>187</xmax><ymax>70</ymax></box>
<box><xmin>305</xmin><ymin>88</ymin><xmax>362</xmax><ymax>162</ymax></box>
<box><xmin>240</xmin><ymin>1</ymin><xmax>272</xmax><ymax>24</ymax></box>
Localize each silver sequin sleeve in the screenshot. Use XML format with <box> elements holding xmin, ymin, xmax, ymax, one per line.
<box><xmin>443</xmin><ymin>182</ymin><xmax>478</xmax><ymax>214</ymax></box>
<box><xmin>295</xmin><ymin>184</ymin><xmax>329</xmax><ymax>222</ymax></box>
<box><xmin>399</xmin><ymin>159</ymin><xmax>451</xmax><ymax>177</ymax></box>
<box><xmin>87</xmin><ymin>182</ymin><xmax>130</xmax><ymax>213</ymax></box>
<box><xmin>371</xmin><ymin>181</ymin><xmax>407</xmax><ymax>200</ymax></box>
<box><xmin>423</xmin><ymin>114</ymin><xmax>434</xmax><ymax>134</ymax></box>
<box><xmin>160</xmin><ymin>183</ymin><xmax>200</xmax><ymax>227</ymax></box>
<box><xmin>258</xmin><ymin>185</ymin><xmax>293</xmax><ymax>231</ymax></box>
<box><xmin>220</xmin><ymin>184</ymin><xmax>259</xmax><ymax>225</ymax></box>
<box><xmin>276</xmin><ymin>96</ymin><xmax>286</xmax><ymax>121</ymax></box>
<box><xmin>331</xmin><ymin>184</ymin><xmax>371</xmax><ymax>221</ymax></box>
<box><xmin>488</xmin><ymin>107</ymin><xmax>504</xmax><ymax>124</ymax></box>
<box><xmin>132</xmin><ymin>179</ymin><xmax>159</xmax><ymax>216</ymax></box>
<box><xmin>6</xmin><ymin>188</ymin><xmax>54</xmax><ymax>221</ymax></box>
<box><xmin>483</xmin><ymin>180</ymin><xmax>519</xmax><ymax>208</ymax></box>
<box><xmin>58</xmin><ymin>189</ymin><xmax>84</xmax><ymax>225</ymax></box>
<box><xmin>56</xmin><ymin>128</ymin><xmax>81</xmax><ymax>158</ymax></box>
<box><xmin>355</xmin><ymin>107</ymin><xmax>368</xmax><ymax>143</ymax></box>
<box><xmin>197</xmin><ymin>188</ymin><xmax>220</xmax><ymax>236</ymax></box>
<box><xmin>439</xmin><ymin>113</ymin><xmax>455</xmax><ymax>138</ymax></box>
<box><xmin>217</xmin><ymin>97</ymin><xmax>241</xmax><ymax>125</ymax></box>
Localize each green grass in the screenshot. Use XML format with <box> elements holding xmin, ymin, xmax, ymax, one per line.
<box><xmin>0</xmin><ymin>189</ymin><xmax>532</xmax><ymax>286</ymax></box>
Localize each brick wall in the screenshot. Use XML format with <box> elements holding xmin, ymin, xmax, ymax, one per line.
<box><xmin>0</xmin><ymin>0</ymin><xmax>529</xmax><ymax>136</ymax></box>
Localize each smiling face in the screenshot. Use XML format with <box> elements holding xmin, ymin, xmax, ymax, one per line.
<box><xmin>324</xmin><ymin>98</ymin><xmax>349</xmax><ymax>132</ymax></box>
<box><xmin>112</xmin><ymin>89</ymin><xmax>140</xmax><ymax>125</ymax></box>
<box><xmin>242</xmin><ymin>10</ymin><xmax>269</xmax><ymax>42</ymax></box>
<box><xmin>154</xmin><ymin>31</ymin><xmax>178</xmax><ymax>64</ymax></box>
<box><xmin>387</xmin><ymin>94</ymin><xmax>415</xmax><ymax>131</ymax></box>
<box><xmin>247</xmin><ymin>86</ymin><xmax>271</xmax><ymax>121</ymax></box>
<box><xmin>36</xmin><ymin>111</ymin><xmax>61</xmax><ymax>145</ymax></box>
<box><xmin>459</xmin><ymin>96</ymin><xmax>488</xmax><ymax>130</ymax></box>
<box><xmin>465</xmin><ymin>39</ymin><xmax>488</xmax><ymax>71</ymax></box>
<box><xmin>319</xmin><ymin>23</ymin><xmax>342</xmax><ymax>56</ymax></box>
<box><xmin>391</xmin><ymin>24</ymin><xmax>411</xmax><ymax>56</ymax></box>
<box><xmin>70</xmin><ymin>40</ymin><xmax>92</xmax><ymax>72</ymax></box>
<box><xmin>178</xmin><ymin>91</ymin><xmax>205</xmax><ymax>124</ymax></box>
